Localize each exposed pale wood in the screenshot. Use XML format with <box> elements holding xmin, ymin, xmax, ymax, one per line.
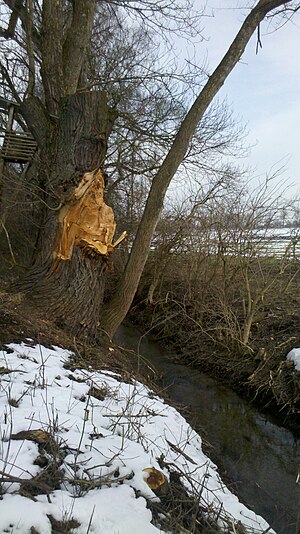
<box><xmin>52</xmin><ymin>169</ymin><xmax>125</xmax><ymax>270</ymax></box>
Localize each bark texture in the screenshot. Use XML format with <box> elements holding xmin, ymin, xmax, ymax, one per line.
<box><xmin>6</xmin><ymin>0</ymin><xmax>293</xmax><ymax>341</ymax></box>
<box><xmin>40</xmin><ymin>0</ymin><xmax>64</xmax><ymax>115</ymax></box>
<box><xmin>62</xmin><ymin>0</ymin><xmax>96</xmax><ymax>94</ymax></box>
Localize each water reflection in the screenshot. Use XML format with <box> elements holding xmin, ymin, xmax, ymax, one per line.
<box><xmin>115</xmin><ymin>326</ymin><xmax>300</xmax><ymax>534</ymax></box>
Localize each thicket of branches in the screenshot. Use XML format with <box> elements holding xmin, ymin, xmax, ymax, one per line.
<box><xmin>132</xmin><ymin>178</ymin><xmax>300</xmax><ymax>358</ymax></box>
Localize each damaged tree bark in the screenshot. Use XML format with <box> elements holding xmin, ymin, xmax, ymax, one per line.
<box><xmin>17</xmin><ymin>91</ymin><xmax>118</xmax><ymax>339</ymax></box>
<box><xmin>52</xmin><ymin>168</ymin><xmax>126</xmax><ymax>269</ymax></box>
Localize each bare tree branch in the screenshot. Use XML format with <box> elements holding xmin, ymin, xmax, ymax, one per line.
<box><xmin>40</xmin><ymin>0</ymin><xmax>64</xmax><ymax>115</ymax></box>
<box><xmin>1</xmin><ymin>0</ymin><xmax>40</xmax><ymax>46</ymax></box>
<box><xmin>24</xmin><ymin>0</ymin><xmax>35</xmax><ymax>96</ymax></box>
<box><xmin>62</xmin><ymin>0</ymin><xmax>96</xmax><ymax>95</ymax></box>
<box><xmin>0</xmin><ymin>61</ymin><xmax>21</xmax><ymax>103</ymax></box>
<box><xmin>1</xmin><ymin>0</ymin><xmax>24</xmax><ymax>39</ymax></box>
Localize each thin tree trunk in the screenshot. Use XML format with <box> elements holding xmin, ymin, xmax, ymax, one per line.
<box><xmin>101</xmin><ymin>0</ymin><xmax>291</xmax><ymax>338</ymax></box>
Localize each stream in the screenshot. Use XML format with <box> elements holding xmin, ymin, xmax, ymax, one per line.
<box><xmin>114</xmin><ymin>325</ymin><xmax>300</xmax><ymax>534</ymax></box>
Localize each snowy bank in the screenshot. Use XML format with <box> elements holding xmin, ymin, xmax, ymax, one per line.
<box><xmin>0</xmin><ymin>342</ymin><xmax>275</xmax><ymax>533</ymax></box>
<box><xmin>286</xmin><ymin>347</ymin><xmax>300</xmax><ymax>371</ymax></box>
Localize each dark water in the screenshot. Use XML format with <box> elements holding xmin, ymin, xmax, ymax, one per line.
<box><xmin>114</xmin><ymin>325</ymin><xmax>300</xmax><ymax>534</ymax></box>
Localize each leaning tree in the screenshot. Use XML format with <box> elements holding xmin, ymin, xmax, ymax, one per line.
<box><xmin>0</xmin><ymin>0</ymin><xmax>297</xmax><ymax>340</ymax></box>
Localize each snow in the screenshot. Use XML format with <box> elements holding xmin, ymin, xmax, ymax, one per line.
<box><xmin>0</xmin><ymin>342</ymin><xmax>276</xmax><ymax>534</ymax></box>
<box><xmin>286</xmin><ymin>347</ymin><xmax>300</xmax><ymax>371</ymax></box>
<box><xmin>255</xmin><ymin>227</ymin><xmax>297</xmax><ymax>238</ymax></box>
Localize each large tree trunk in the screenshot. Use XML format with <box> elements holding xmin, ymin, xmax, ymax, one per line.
<box><xmin>17</xmin><ymin>91</ymin><xmax>115</xmax><ymax>340</ymax></box>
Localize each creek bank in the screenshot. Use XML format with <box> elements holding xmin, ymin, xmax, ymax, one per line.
<box><xmin>114</xmin><ymin>324</ymin><xmax>300</xmax><ymax>534</ymax></box>
<box><xmin>126</xmin><ymin>303</ymin><xmax>300</xmax><ymax>436</ymax></box>
<box><xmin>175</xmin><ymin>341</ymin><xmax>300</xmax><ymax>436</ymax></box>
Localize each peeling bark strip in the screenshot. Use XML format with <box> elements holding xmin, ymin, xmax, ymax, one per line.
<box><xmin>52</xmin><ymin>169</ymin><xmax>126</xmax><ymax>270</ymax></box>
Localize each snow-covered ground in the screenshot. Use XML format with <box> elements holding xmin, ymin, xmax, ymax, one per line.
<box><xmin>255</xmin><ymin>227</ymin><xmax>297</xmax><ymax>238</ymax></box>
<box><xmin>287</xmin><ymin>347</ymin><xmax>300</xmax><ymax>371</ymax></box>
<box><xmin>0</xmin><ymin>342</ymin><xmax>276</xmax><ymax>534</ymax></box>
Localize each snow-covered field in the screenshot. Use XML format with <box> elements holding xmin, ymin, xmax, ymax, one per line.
<box><xmin>0</xmin><ymin>342</ymin><xmax>276</xmax><ymax>533</ymax></box>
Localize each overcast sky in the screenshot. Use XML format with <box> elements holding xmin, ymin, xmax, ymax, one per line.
<box><xmin>179</xmin><ymin>1</ymin><xmax>300</xmax><ymax>197</ymax></box>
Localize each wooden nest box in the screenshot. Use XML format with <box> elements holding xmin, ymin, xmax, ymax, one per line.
<box><xmin>0</xmin><ymin>99</ymin><xmax>37</xmax><ymax>163</ymax></box>
<box><xmin>1</xmin><ymin>130</ymin><xmax>37</xmax><ymax>163</ymax></box>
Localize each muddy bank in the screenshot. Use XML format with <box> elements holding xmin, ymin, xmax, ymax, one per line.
<box><xmin>126</xmin><ymin>302</ymin><xmax>300</xmax><ymax>435</ymax></box>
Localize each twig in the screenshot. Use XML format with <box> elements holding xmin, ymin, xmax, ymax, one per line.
<box><xmin>165</xmin><ymin>438</ymin><xmax>197</xmax><ymax>465</ymax></box>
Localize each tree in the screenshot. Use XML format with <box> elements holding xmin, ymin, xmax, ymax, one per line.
<box><xmin>0</xmin><ymin>0</ymin><xmax>297</xmax><ymax>340</ymax></box>
<box><xmin>100</xmin><ymin>0</ymin><xmax>299</xmax><ymax>336</ymax></box>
